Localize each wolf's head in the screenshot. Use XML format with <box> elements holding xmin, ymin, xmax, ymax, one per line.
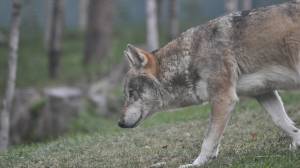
<box><xmin>118</xmin><ymin>44</ymin><xmax>166</xmax><ymax>128</ymax></box>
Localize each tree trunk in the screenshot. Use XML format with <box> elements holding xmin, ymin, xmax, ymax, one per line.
<box><xmin>0</xmin><ymin>31</ymin><xmax>5</xmax><ymax>46</ymax></box>
<box><xmin>0</xmin><ymin>0</ymin><xmax>22</xmax><ymax>151</ymax></box>
<box><xmin>146</xmin><ymin>0</ymin><xmax>159</xmax><ymax>51</ymax></box>
<box><xmin>242</xmin><ymin>0</ymin><xmax>252</xmax><ymax>10</ymax></box>
<box><xmin>225</xmin><ymin>0</ymin><xmax>239</xmax><ymax>13</ymax></box>
<box><xmin>168</xmin><ymin>0</ymin><xmax>179</xmax><ymax>40</ymax></box>
<box><xmin>78</xmin><ymin>0</ymin><xmax>89</xmax><ymax>31</ymax></box>
<box><xmin>44</xmin><ymin>0</ymin><xmax>53</xmax><ymax>49</ymax></box>
<box><xmin>38</xmin><ymin>87</ymin><xmax>82</xmax><ymax>139</ymax></box>
<box><xmin>83</xmin><ymin>0</ymin><xmax>114</xmax><ymax>65</ymax></box>
<box><xmin>48</xmin><ymin>0</ymin><xmax>64</xmax><ymax>79</ymax></box>
<box><xmin>156</xmin><ymin>0</ymin><xmax>163</xmax><ymax>23</ymax></box>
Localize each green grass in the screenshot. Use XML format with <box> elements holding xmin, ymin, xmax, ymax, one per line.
<box><xmin>0</xmin><ymin>91</ymin><xmax>300</xmax><ymax>168</ymax></box>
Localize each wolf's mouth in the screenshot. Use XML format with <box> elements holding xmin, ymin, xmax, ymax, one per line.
<box><xmin>119</xmin><ymin>110</ymin><xmax>143</xmax><ymax>128</ymax></box>
<box><xmin>131</xmin><ymin>111</ymin><xmax>143</xmax><ymax>128</ymax></box>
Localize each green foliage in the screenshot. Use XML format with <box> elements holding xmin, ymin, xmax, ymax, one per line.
<box><xmin>29</xmin><ymin>98</ymin><xmax>46</xmax><ymax>119</ymax></box>
<box><xmin>0</xmin><ymin>27</ymin><xmax>148</xmax><ymax>93</ymax></box>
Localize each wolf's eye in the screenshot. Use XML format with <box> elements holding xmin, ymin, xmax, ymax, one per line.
<box><xmin>129</xmin><ymin>89</ymin><xmax>134</xmax><ymax>97</ymax></box>
<box><xmin>129</xmin><ymin>89</ymin><xmax>139</xmax><ymax>100</ymax></box>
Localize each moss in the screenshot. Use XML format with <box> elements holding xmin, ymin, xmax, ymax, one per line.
<box><xmin>29</xmin><ymin>98</ymin><xmax>46</xmax><ymax>119</ymax></box>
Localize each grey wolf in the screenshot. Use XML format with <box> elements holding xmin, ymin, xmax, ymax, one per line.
<box><xmin>119</xmin><ymin>1</ymin><xmax>300</xmax><ymax>167</ymax></box>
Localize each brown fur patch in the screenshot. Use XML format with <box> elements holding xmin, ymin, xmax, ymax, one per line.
<box><xmin>139</xmin><ymin>49</ymin><xmax>159</xmax><ymax>76</ymax></box>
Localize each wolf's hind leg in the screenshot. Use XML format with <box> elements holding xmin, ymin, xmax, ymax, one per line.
<box><xmin>256</xmin><ymin>90</ymin><xmax>300</xmax><ymax>150</ymax></box>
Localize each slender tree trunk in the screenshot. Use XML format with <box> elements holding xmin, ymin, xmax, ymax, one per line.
<box><xmin>225</xmin><ymin>0</ymin><xmax>239</xmax><ymax>13</ymax></box>
<box><xmin>242</xmin><ymin>0</ymin><xmax>252</xmax><ymax>10</ymax></box>
<box><xmin>83</xmin><ymin>0</ymin><xmax>114</xmax><ymax>65</ymax></box>
<box><xmin>156</xmin><ymin>0</ymin><xmax>163</xmax><ymax>24</ymax></box>
<box><xmin>44</xmin><ymin>0</ymin><xmax>53</xmax><ymax>48</ymax></box>
<box><xmin>168</xmin><ymin>0</ymin><xmax>179</xmax><ymax>40</ymax></box>
<box><xmin>78</xmin><ymin>0</ymin><xmax>89</xmax><ymax>31</ymax></box>
<box><xmin>146</xmin><ymin>0</ymin><xmax>159</xmax><ymax>51</ymax></box>
<box><xmin>0</xmin><ymin>31</ymin><xmax>5</xmax><ymax>46</ymax></box>
<box><xmin>48</xmin><ymin>0</ymin><xmax>64</xmax><ymax>79</ymax></box>
<box><xmin>0</xmin><ymin>0</ymin><xmax>22</xmax><ymax>151</ymax></box>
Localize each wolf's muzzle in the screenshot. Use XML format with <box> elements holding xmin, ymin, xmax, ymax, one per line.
<box><xmin>118</xmin><ymin>120</ymin><xmax>135</xmax><ymax>128</ymax></box>
<box><xmin>118</xmin><ymin>120</ymin><xmax>128</xmax><ymax>128</ymax></box>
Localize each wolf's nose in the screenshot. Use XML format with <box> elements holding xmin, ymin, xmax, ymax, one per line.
<box><xmin>118</xmin><ymin>120</ymin><xmax>127</xmax><ymax>128</ymax></box>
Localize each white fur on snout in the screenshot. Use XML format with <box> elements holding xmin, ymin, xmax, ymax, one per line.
<box><xmin>124</xmin><ymin>101</ymin><xmax>143</xmax><ymax>126</ymax></box>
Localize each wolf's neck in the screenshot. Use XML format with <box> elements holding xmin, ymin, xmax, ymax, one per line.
<box><xmin>154</xmin><ymin>29</ymin><xmax>203</xmax><ymax>107</ymax></box>
<box><xmin>155</xmin><ymin>27</ymin><xmax>198</xmax><ymax>84</ymax></box>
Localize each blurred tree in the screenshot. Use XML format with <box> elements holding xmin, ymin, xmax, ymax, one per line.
<box><xmin>225</xmin><ymin>0</ymin><xmax>238</xmax><ymax>13</ymax></box>
<box><xmin>78</xmin><ymin>0</ymin><xmax>89</xmax><ymax>31</ymax></box>
<box><xmin>44</xmin><ymin>0</ymin><xmax>52</xmax><ymax>48</ymax></box>
<box><xmin>48</xmin><ymin>0</ymin><xmax>64</xmax><ymax>78</ymax></box>
<box><xmin>168</xmin><ymin>0</ymin><xmax>179</xmax><ymax>40</ymax></box>
<box><xmin>156</xmin><ymin>0</ymin><xmax>163</xmax><ymax>20</ymax></box>
<box><xmin>83</xmin><ymin>0</ymin><xmax>114</xmax><ymax>65</ymax></box>
<box><xmin>0</xmin><ymin>0</ymin><xmax>22</xmax><ymax>151</ymax></box>
<box><xmin>146</xmin><ymin>0</ymin><xmax>159</xmax><ymax>51</ymax></box>
<box><xmin>156</xmin><ymin>0</ymin><xmax>164</xmax><ymax>39</ymax></box>
<box><xmin>242</xmin><ymin>0</ymin><xmax>252</xmax><ymax>10</ymax></box>
<box><xmin>0</xmin><ymin>31</ymin><xmax>5</xmax><ymax>46</ymax></box>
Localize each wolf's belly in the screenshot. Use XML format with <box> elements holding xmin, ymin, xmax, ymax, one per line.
<box><xmin>237</xmin><ymin>65</ymin><xmax>300</xmax><ymax>96</ymax></box>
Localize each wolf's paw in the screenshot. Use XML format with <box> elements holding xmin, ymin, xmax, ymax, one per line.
<box><xmin>178</xmin><ymin>163</ymin><xmax>199</xmax><ymax>168</ymax></box>
<box><xmin>289</xmin><ymin>140</ymin><xmax>300</xmax><ymax>151</ymax></box>
<box><xmin>211</xmin><ymin>146</ymin><xmax>219</xmax><ymax>159</ymax></box>
<box><xmin>179</xmin><ymin>149</ymin><xmax>218</xmax><ymax>168</ymax></box>
<box><xmin>178</xmin><ymin>157</ymin><xmax>207</xmax><ymax>168</ymax></box>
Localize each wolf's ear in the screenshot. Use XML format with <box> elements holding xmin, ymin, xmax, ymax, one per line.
<box><xmin>124</xmin><ymin>44</ymin><xmax>150</xmax><ymax>67</ymax></box>
<box><xmin>124</xmin><ymin>44</ymin><xmax>158</xmax><ymax>75</ymax></box>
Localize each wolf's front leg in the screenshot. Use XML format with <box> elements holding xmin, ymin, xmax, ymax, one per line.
<box><xmin>179</xmin><ymin>95</ymin><xmax>237</xmax><ymax>168</ymax></box>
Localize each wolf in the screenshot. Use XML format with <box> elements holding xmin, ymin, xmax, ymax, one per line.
<box><xmin>119</xmin><ymin>1</ymin><xmax>300</xmax><ymax>167</ymax></box>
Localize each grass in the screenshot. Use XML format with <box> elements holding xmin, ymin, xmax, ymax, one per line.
<box><xmin>0</xmin><ymin>91</ymin><xmax>300</xmax><ymax>168</ymax></box>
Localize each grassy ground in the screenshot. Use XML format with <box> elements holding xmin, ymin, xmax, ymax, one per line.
<box><xmin>0</xmin><ymin>91</ymin><xmax>300</xmax><ymax>168</ymax></box>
